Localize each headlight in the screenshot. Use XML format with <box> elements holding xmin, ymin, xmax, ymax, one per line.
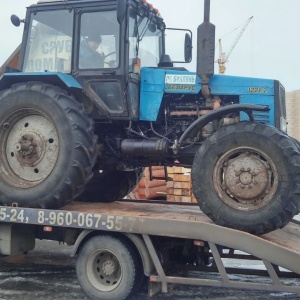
<box><xmin>280</xmin><ymin>116</ymin><xmax>287</xmax><ymax>133</ymax></box>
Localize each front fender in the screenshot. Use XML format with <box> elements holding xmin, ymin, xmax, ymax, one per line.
<box><xmin>178</xmin><ymin>104</ymin><xmax>270</xmax><ymax>146</ymax></box>
<box><xmin>0</xmin><ymin>72</ymin><xmax>82</xmax><ymax>93</ymax></box>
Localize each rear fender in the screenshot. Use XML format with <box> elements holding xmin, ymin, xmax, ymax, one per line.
<box><xmin>0</xmin><ymin>72</ymin><xmax>83</xmax><ymax>93</ymax></box>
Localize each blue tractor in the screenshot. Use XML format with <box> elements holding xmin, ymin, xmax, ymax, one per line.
<box><xmin>0</xmin><ymin>0</ymin><xmax>299</xmax><ymax>234</ymax></box>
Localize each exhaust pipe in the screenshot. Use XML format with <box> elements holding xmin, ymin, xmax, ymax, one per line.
<box><xmin>197</xmin><ymin>0</ymin><xmax>215</xmax><ymax>100</ymax></box>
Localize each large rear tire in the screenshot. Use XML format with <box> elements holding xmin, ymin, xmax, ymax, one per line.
<box><xmin>77</xmin><ymin>168</ymin><xmax>144</xmax><ymax>202</ymax></box>
<box><xmin>192</xmin><ymin>122</ymin><xmax>300</xmax><ymax>234</ymax></box>
<box><xmin>0</xmin><ymin>82</ymin><xmax>97</xmax><ymax>208</ymax></box>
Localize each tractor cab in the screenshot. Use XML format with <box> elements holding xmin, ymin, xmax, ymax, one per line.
<box><xmin>15</xmin><ymin>0</ymin><xmax>178</xmax><ymax>120</ymax></box>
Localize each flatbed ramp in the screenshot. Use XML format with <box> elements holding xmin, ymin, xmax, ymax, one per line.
<box><xmin>1</xmin><ymin>200</ymin><xmax>300</xmax><ymax>295</ymax></box>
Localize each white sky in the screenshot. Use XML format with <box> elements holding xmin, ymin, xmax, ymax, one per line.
<box><xmin>1</xmin><ymin>0</ymin><xmax>299</xmax><ymax>91</ymax></box>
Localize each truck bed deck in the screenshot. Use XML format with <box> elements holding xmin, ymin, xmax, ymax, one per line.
<box><xmin>1</xmin><ymin>200</ymin><xmax>300</xmax><ymax>275</ymax></box>
<box><xmin>1</xmin><ymin>200</ymin><xmax>300</xmax><ymax>296</ymax></box>
<box><xmin>67</xmin><ymin>201</ymin><xmax>300</xmax><ymax>254</ymax></box>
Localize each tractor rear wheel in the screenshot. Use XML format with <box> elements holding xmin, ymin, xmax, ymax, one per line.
<box><xmin>192</xmin><ymin>122</ymin><xmax>300</xmax><ymax>234</ymax></box>
<box><xmin>76</xmin><ymin>168</ymin><xmax>144</xmax><ymax>202</ymax></box>
<box><xmin>0</xmin><ymin>82</ymin><xmax>97</xmax><ymax>208</ymax></box>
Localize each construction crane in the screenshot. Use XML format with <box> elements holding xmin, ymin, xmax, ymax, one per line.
<box><xmin>217</xmin><ymin>16</ymin><xmax>253</xmax><ymax>74</ymax></box>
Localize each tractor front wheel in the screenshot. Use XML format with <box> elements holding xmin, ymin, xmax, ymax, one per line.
<box><xmin>192</xmin><ymin>122</ymin><xmax>300</xmax><ymax>234</ymax></box>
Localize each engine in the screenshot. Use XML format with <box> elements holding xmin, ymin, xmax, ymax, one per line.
<box><xmin>159</xmin><ymin>93</ymin><xmax>240</xmax><ymax>143</ymax></box>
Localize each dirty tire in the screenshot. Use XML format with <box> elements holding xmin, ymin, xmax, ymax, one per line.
<box><xmin>0</xmin><ymin>82</ymin><xmax>97</xmax><ymax>208</ymax></box>
<box><xmin>76</xmin><ymin>235</ymin><xmax>142</xmax><ymax>300</ymax></box>
<box><xmin>77</xmin><ymin>168</ymin><xmax>144</xmax><ymax>202</ymax></box>
<box><xmin>192</xmin><ymin>122</ymin><xmax>300</xmax><ymax>234</ymax></box>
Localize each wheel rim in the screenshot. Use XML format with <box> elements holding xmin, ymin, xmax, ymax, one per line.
<box><xmin>213</xmin><ymin>147</ymin><xmax>278</xmax><ymax>211</ymax></box>
<box><xmin>0</xmin><ymin>109</ymin><xmax>59</xmax><ymax>188</ymax></box>
<box><xmin>87</xmin><ymin>249</ymin><xmax>122</xmax><ymax>292</ymax></box>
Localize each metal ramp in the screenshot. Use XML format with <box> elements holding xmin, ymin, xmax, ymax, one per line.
<box><xmin>145</xmin><ymin>219</ymin><xmax>300</xmax><ymax>295</ymax></box>
<box><xmin>68</xmin><ymin>201</ymin><xmax>300</xmax><ymax>295</ymax></box>
<box><xmin>58</xmin><ymin>201</ymin><xmax>300</xmax><ymax>295</ymax></box>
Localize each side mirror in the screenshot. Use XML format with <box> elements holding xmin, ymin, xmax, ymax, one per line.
<box><xmin>165</xmin><ymin>28</ymin><xmax>192</xmax><ymax>64</ymax></box>
<box><xmin>11</xmin><ymin>14</ymin><xmax>21</xmax><ymax>27</ymax></box>
<box><xmin>184</xmin><ymin>33</ymin><xmax>192</xmax><ymax>63</ymax></box>
<box><xmin>117</xmin><ymin>0</ymin><xmax>127</xmax><ymax>24</ymax></box>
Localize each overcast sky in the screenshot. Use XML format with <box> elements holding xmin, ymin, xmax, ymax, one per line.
<box><xmin>1</xmin><ymin>0</ymin><xmax>299</xmax><ymax>91</ymax></box>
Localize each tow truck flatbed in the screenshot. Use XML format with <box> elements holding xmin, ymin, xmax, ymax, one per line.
<box><xmin>1</xmin><ymin>200</ymin><xmax>300</xmax><ymax>298</ymax></box>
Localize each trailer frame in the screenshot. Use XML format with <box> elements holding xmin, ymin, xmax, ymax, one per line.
<box><xmin>0</xmin><ymin>200</ymin><xmax>300</xmax><ymax>298</ymax></box>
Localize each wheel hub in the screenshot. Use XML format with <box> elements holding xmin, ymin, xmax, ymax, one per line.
<box><xmin>15</xmin><ymin>133</ymin><xmax>44</xmax><ymax>165</ymax></box>
<box><xmin>224</xmin><ymin>154</ymin><xmax>269</xmax><ymax>200</ymax></box>
<box><xmin>5</xmin><ymin>114</ymin><xmax>59</xmax><ymax>185</ymax></box>
<box><xmin>88</xmin><ymin>250</ymin><xmax>122</xmax><ymax>292</ymax></box>
<box><xmin>102</xmin><ymin>260</ymin><xmax>116</xmax><ymax>276</ymax></box>
<box><xmin>213</xmin><ymin>147</ymin><xmax>278</xmax><ymax>211</ymax></box>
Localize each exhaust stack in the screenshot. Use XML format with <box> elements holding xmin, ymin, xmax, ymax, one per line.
<box><xmin>197</xmin><ymin>0</ymin><xmax>215</xmax><ymax>100</ymax></box>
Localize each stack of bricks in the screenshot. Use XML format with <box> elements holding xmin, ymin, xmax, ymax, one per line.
<box><xmin>166</xmin><ymin>167</ymin><xmax>197</xmax><ymax>203</ymax></box>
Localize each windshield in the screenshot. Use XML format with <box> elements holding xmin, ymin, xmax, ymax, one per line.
<box><xmin>23</xmin><ymin>10</ymin><xmax>73</xmax><ymax>73</ymax></box>
<box><xmin>129</xmin><ymin>8</ymin><xmax>163</xmax><ymax>70</ymax></box>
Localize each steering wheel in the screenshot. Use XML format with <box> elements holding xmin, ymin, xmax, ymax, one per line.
<box><xmin>104</xmin><ymin>52</ymin><xmax>116</xmax><ymax>68</ymax></box>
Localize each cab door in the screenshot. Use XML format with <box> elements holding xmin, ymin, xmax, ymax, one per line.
<box><xmin>73</xmin><ymin>4</ymin><xmax>128</xmax><ymax>119</ymax></box>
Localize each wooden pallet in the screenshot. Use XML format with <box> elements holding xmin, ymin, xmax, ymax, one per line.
<box><xmin>131</xmin><ymin>166</ymin><xmax>197</xmax><ymax>203</ymax></box>
<box><xmin>166</xmin><ymin>167</ymin><xmax>197</xmax><ymax>203</ymax></box>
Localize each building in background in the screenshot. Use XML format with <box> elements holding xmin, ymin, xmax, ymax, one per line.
<box><xmin>286</xmin><ymin>91</ymin><xmax>300</xmax><ymax>140</ymax></box>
